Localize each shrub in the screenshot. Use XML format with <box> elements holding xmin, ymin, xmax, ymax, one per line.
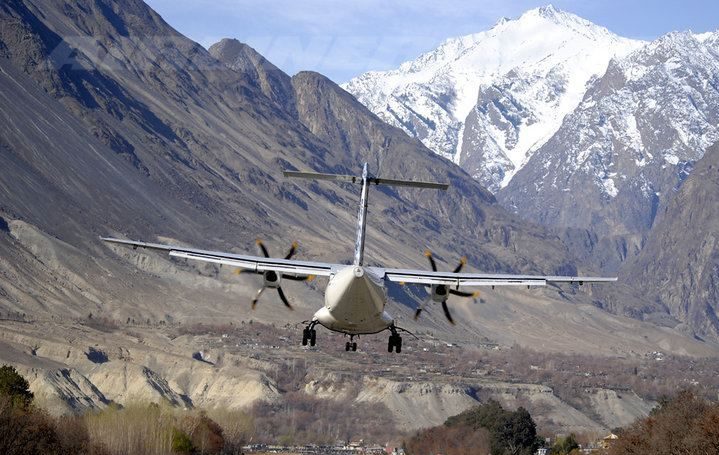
<box><xmin>550</xmin><ymin>434</ymin><xmax>579</xmax><ymax>454</ymax></box>
<box><xmin>181</xmin><ymin>412</ymin><xmax>224</xmax><ymax>454</ymax></box>
<box><xmin>0</xmin><ymin>395</ymin><xmax>108</xmax><ymax>455</ymax></box>
<box><xmin>171</xmin><ymin>428</ymin><xmax>194</xmax><ymax>454</ymax></box>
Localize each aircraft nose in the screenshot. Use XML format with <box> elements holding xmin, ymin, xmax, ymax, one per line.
<box><xmin>353</xmin><ymin>266</ymin><xmax>364</xmax><ymax>278</ymax></box>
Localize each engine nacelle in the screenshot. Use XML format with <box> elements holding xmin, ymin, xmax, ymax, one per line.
<box><xmin>429</xmin><ymin>284</ymin><xmax>448</xmax><ymax>303</ymax></box>
<box><xmin>263</xmin><ymin>270</ymin><xmax>281</xmax><ymax>288</ymax></box>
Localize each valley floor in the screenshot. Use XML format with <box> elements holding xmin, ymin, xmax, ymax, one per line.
<box><xmin>1</xmin><ymin>317</ymin><xmax>717</xmax><ymax>441</ymax></box>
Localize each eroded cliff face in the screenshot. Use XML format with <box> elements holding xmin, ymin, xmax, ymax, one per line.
<box><xmin>1</xmin><ymin>318</ymin><xmax>655</xmax><ymax>435</ymax></box>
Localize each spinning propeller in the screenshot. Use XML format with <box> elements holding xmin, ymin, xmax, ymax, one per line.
<box><xmin>236</xmin><ymin>240</ymin><xmax>314</xmax><ymax>310</ymax></box>
<box><xmin>415</xmin><ymin>250</ymin><xmax>478</xmax><ymax>325</ymax></box>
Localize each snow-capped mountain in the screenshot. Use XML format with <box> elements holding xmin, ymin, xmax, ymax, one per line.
<box><xmin>343</xmin><ymin>5</ymin><xmax>642</xmax><ymax>192</ymax></box>
<box><xmin>499</xmin><ymin>31</ymin><xmax>719</xmax><ymax>241</ymax></box>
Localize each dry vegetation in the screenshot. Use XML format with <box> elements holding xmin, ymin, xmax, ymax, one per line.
<box><xmin>0</xmin><ymin>364</ymin><xmax>249</xmax><ymax>455</ymax></box>
<box><xmin>1</xmin><ymin>398</ymin><xmax>248</xmax><ymax>455</ymax></box>
<box><xmin>608</xmin><ymin>390</ymin><xmax>719</xmax><ymax>455</ymax></box>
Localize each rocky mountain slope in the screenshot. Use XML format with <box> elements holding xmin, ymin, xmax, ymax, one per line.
<box><xmin>499</xmin><ymin>31</ymin><xmax>719</xmax><ymax>244</ymax></box>
<box><xmin>622</xmin><ymin>142</ymin><xmax>719</xmax><ymax>339</ymax></box>
<box><xmin>343</xmin><ymin>6</ymin><xmax>642</xmax><ymax>192</ymax></box>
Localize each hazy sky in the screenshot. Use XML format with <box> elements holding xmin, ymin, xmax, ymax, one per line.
<box><xmin>145</xmin><ymin>0</ymin><xmax>719</xmax><ymax>83</ymax></box>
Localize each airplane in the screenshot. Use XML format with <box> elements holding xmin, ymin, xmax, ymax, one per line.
<box><xmin>102</xmin><ymin>163</ymin><xmax>616</xmax><ymax>353</ymax></box>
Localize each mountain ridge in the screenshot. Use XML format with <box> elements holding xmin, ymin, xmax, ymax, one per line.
<box><xmin>343</xmin><ymin>5</ymin><xmax>643</xmax><ymax>192</ymax></box>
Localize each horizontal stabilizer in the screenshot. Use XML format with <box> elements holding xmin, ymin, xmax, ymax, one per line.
<box><xmin>283</xmin><ymin>170</ymin><xmax>360</xmax><ymax>183</ymax></box>
<box><xmin>284</xmin><ymin>170</ymin><xmax>448</xmax><ymax>190</ymax></box>
<box><xmin>369</xmin><ymin>177</ymin><xmax>448</xmax><ymax>190</ymax></box>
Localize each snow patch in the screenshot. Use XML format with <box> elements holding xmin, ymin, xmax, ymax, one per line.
<box><xmin>663</xmin><ymin>154</ymin><xmax>680</xmax><ymax>165</ymax></box>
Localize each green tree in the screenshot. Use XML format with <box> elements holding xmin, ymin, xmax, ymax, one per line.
<box><xmin>0</xmin><ymin>365</ymin><xmax>33</xmax><ymax>409</ymax></box>
<box><xmin>496</xmin><ymin>407</ymin><xmax>538</xmax><ymax>455</ymax></box>
<box><xmin>446</xmin><ymin>401</ymin><xmax>539</xmax><ymax>455</ymax></box>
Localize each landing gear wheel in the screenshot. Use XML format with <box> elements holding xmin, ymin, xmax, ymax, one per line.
<box><xmin>351</xmin><ymin>342</ymin><xmax>357</xmax><ymax>351</ymax></box>
<box><xmin>302</xmin><ymin>322</ymin><xmax>318</xmax><ymax>347</ymax></box>
<box><xmin>302</xmin><ymin>328</ymin><xmax>309</xmax><ymax>346</ymax></box>
<box><xmin>345</xmin><ymin>341</ymin><xmax>351</xmax><ymax>351</ymax></box>
<box><xmin>388</xmin><ymin>334</ymin><xmax>402</xmax><ymax>353</ymax></box>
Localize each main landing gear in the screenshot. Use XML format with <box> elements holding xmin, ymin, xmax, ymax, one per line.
<box><xmin>388</xmin><ymin>326</ymin><xmax>402</xmax><ymax>353</ymax></box>
<box><xmin>302</xmin><ymin>321</ymin><xmax>317</xmax><ymax>347</ymax></box>
<box><xmin>345</xmin><ymin>335</ymin><xmax>358</xmax><ymax>352</ymax></box>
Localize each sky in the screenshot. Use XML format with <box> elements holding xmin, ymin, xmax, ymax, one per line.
<box><xmin>145</xmin><ymin>0</ymin><xmax>719</xmax><ymax>83</ymax></box>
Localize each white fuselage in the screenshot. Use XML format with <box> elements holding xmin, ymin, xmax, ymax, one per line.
<box><xmin>312</xmin><ymin>266</ymin><xmax>394</xmax><ymax>335</ymax></box>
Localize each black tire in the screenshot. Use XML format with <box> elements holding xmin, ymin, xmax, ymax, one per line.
<box><xmin>310</xmin><ymin>329</ymin><xmax>316</xmax><ymax>347</ymax></box>
<box><xmin>345</xmin><ymin>342</ymin><xmax>350</xmax><ymax>351</ymax></box>
<box><xmin>396</xmin><ymin>336</ymin><xmax>402</xmax><ymax>353</ymax></box>
<box><xmin>302</xmin><ymin>329</ymin><xmax>309</xmax><ymax>346</ymax></box>
<box><xmin>352</xmin><ymin>342</ymin><xmax>357</xmax><ymax>351</ymax></box>
<box><xmin>387</xmin><ymin>338</ymin><xmax>394</xmax><ymax>353</ymax></box>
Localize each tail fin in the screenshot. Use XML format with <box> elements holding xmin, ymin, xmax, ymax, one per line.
<box><xmin>285</xmin><ymin>163</ymin><xmax>447</xmax><ymax>265</ymax></box>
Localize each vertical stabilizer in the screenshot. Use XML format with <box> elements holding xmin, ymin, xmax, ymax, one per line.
<box><xmin>284</xmin><ymin>163</ymin><xmax>447</xmax><ymax>266</ymax></box>
<box><xmin>354</xmin><ymin>163</ymin><xmax>370</xmax><ymax>265</ymax></box>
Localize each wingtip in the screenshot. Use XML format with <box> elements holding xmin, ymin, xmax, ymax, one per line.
<box><xmin>424</xmin><ymin>250</ymin><xmax>432</xmax><ymax>257</ymax></box>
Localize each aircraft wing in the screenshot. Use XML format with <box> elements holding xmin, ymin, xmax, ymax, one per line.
<box><xmin>375</xmin><ymin>267</ymin><xmax>617</xmax><ymax>287</ymax></box>
<box><xmin>101</xmin><ymin>237</ymin><xmax>337</xmax><ymax>277</ymax></box>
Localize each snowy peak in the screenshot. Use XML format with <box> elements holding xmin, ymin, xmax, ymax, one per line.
<box><xmin>342</xmin><ymin>6</ymin><xmax>642</xmax><ymax>192</ymax></box>
<box><xmin>520</xmin><ymin>4</ymin><xmax>614</xmax><ymax>39</ymax></box>
<box><xmin>499</xmin><ymin>23</ymin><xmax>719</xmax><ymax>240</ymax></box>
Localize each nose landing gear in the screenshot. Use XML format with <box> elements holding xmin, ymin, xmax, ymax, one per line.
<box><xmin>345</xmin><ymin>335</ymin><xmax>358</xmax><ymax>352</ymax></box>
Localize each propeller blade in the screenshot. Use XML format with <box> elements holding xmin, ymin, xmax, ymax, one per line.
<box><xmin>285</xmin><ymin>241</ymin><xmax>298</xmax><ymax>260</ymax></box>
<box><xmin>276</xmin><ymin>286</ymin><xmax>293</xmax><ymax>310</ymax></box>
<box><xmin>425</xmin><ymin>250</ymin><xmax>438</xmax><ymax>272</ymax></box>
<box><xmin>452</xmin><ymin>257</ymin><xmax>467</xmax><ymax>274</ymax></box>
<box><xmin>251</xmin><ymin>286</ymin><xmax>266</xmax><ymax>310</ymax></box>
<box><xmin>283</xmin><ymin>274</ymin><xmax>315</xmax><ymax>282</ymax></box>
<box><xmin>449</xmin><ymin>289</ymin><xmax>479</xmax><ymax>299</ymax></box>
<box><xmin>256</xmin><ymin>239</ymin><xmax>270</xmax><ymax>258</ymax></box>
<box><xmin>441</xmin><ymin>300</ymin><xmax>455</xmax><ymax>325</ymax></box>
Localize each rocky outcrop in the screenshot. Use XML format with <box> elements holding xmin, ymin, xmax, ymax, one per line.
<box><xmin>500</xmin><ymin>32</ymin><xmax>719</xmax><ymax>244</ymax></box>
<box><xmin>622</xmin><ymin>141</ymin><xmax>719</xmax><ymax>339</ymax></box>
